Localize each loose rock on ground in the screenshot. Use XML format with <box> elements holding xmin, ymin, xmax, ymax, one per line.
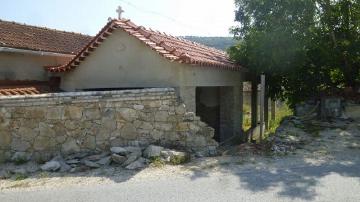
<box><xmin>1</xmin><ymin>145</ymin><xmax>190</xmax><ymax>180</ymax></box>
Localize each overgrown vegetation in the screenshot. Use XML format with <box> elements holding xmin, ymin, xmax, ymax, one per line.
<box><xmin>13</xmin><ymin>158</ymin><xmax>28</xmax><ymax>166</ymax></box>
<box><xmin>149</xmin><ymin>155</ymin><xmax>190</xmax><ymax>167</ymax></box>
<box><xmin>169</xmin><ymin>155</ymin><xmax>190</xmax><ymax>165</ymax></box>
<box><xmin>14</xmin><ymin>173</ymin><xmax>28</xmax><ymax>181</ymax></box>
<box><xmin>243</xmin><ymin>104</ymin><xmax>252</xmax><ymax>131</ymax></box>
<box><xmin>268</xmin><ymin>104</ymin><xmax>293</xmax><ymax>134</ymax></box>
<box><xmin>242</xmin><ymin>102</ymin><xmax>292</xmax><ymax>134</ymax></box>
<box><xmin>149</xmin><ymin>157</ymin><xmax>165</xmax><ymax>168</ymax></box>
<box><xmin>229</xmin><ymin>0</ymin><xmax>360</xmax><ymax>108</ymax></box>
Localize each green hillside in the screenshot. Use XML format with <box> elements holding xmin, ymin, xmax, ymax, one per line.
<box><xmin>182</xmin><ymin>36</ymin><xmax>236</xmax><ymax>51</ymax></box>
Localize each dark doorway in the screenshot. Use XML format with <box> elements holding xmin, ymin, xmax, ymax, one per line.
<box><xmin>196</xmin><ymin>87</ymin><xmax>220</xmax><ymax>142</ymax></box>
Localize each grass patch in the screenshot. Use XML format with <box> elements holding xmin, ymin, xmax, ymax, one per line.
<box><xmin>245</xmin><ymin>102</ymin><xmax>293</xmax><ymax>142</ymax></box>
<box><xmin>257</xmin><ymin>104</ymin><xmax>293</xmax><ymax>142</ymax></box>
<box><xmin>170</xmin><ymin>155</ymin><xmax>190</xmax><ymax>165</ymax></box>
<box><xmin>14</xmin><ymin>173</ymin><xmax>28</xmax><ymax>181</ymax></box>
<box><xmin>315</xmin><ymin>149</ymin><xmax>329</xmax><ymax>155</ymax></box>
<box><xmin>303</xmin><ymin>124</ymin><xmax>322</xmax><ymax>137</ymax></box>
<box><xmin>243</xmin><ymin>104</ymin><xmax>252</xmax><ymax>131</ymax></box>
<box><xmin>38</xmin><ymin>172</ymin><xmax>50</xmax><ymax>178</ymax></box>
<box><xmin>264</xmin><ymin>148</ymin><xmax>275</xmax><ymax>157</ymax></box>
<box><xmin>235</xmin><ymin>160</ymin><xmax>246</xmax><ymax>165</ymax></box>
<box><xmin>13</xmin><ymin>158</ymin><xmax>28</xmax><ymax>165</ymax></box>
<box><xmin>149</xmin><ymin>157</ymin><xmax>165</xmax><ymax>168</ymax></box>
<box><xmin>219</xmin><ymin>161</ymin><xmax>231</xmax><ymax>166</ymax></box>
<box><xmin>200</xmin><ymin>164</ymin><xmax>217</xmax><ymax>170</ymax></box>
<box><xmin>7</xmin><ymin>181</ymin><xmax>31</xmax><ymax>189</ymax></box>
<box><xmin>243</xmin><ymin>104</ymin><xmax>294</xmax><ymax>137</ymax></box>
<box><xmin>268</xmin><ymin>104</ymin><xmax>293</xmax><ymax>135</ymax></box>
<box><xmin>348</xmin><ymin>145</ymin><xmax>360</xmax><ymax>150</ymax></box>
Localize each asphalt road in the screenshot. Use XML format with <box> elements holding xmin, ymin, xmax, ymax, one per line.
<box><xmin>1</xmin><ymin>158</ymin><xmax>360</xmax><ymax>202</ymax></box>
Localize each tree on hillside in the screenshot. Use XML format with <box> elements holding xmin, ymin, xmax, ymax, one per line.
<box><xmin>183</xmin><ymin>36</ymin><xmax>236</xmax><ymax>51</ymax></box>
<box><xmin>229</xmin><ymin>0</ymin><xmax>360</xmax><ymax>107</ymax></box>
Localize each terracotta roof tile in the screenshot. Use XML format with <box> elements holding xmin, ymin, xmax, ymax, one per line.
<box><xmin>47</xmin><ymin>19</ymin><xmax>243</xmax><ymax>72</ymax></box>
<box><xmin>0</xmin><ymin>80</ymin><xmax>54</xmax><ymax>96</ymax></box>
<box><xmin>0</xmin><ymin>20</ymin><xmax>93</xmax><ymax>54</ymax></box>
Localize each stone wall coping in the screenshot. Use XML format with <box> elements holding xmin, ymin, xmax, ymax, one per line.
<box><xmin>0</xmin><ymin>88</ymin><xmax>176</xmax><ymax>106</ymax></box>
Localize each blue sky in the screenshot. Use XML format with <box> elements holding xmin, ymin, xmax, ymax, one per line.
<box><xmin>0</xmin><ymin>0</ymin><xmax>237</xmax><ymax>37</ymax></box>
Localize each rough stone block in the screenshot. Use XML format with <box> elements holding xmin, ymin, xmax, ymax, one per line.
<box><xmin>11</xmin><ymin>137</ymin><xmax>31</xmax><ymax>152</ymax></box>
<box><xmin>25</xmin><ymin>107</ymin><xmax>45</xmax><ymax>119</ymax></box>
<box><xmin>154</xmin><ymin>123</ymin><xmax>173</xmax><ymax>131</ymax></box>
<box><xmin>62</xmin><ymin>140</ymin><xmax>81</xmax><ymax>155</ymax></box>
<box><xmin>155</xmin><ymin>111</ymin><xmax>169</xmax><ymax>122</ymax></box>
<box><xmin>11</xmin><ymin>152</ymin><xmax>31</xmax><ymax>163</ymax></box>
<box><xmin>46</xmin><ymin>107</ymin><xmax>64</xmax><ymax>120</ymax></box>
<box><xmin>176</xmin><ymin>123</ymin><xmax>189</xmax><ymax>132</ymax></box>
<box><xmin>81</xmin><ymin>135</ymin><xmax>96</xmax><ymax>150</ymax></box>
<box><xmin>120</xmin><ymin>124</ymin><xmax>138</xmax><ymax>140</ymax></box>
<box><xmin>83</xmin><ymin>108</ymin><xmax>101</xmax><ymax>120</ymax></box>
<box><xmin>0</xmin><ymin>130</ymin><xmax>11</xmax><ymax>149</ymax></box>
<box><xmin>345</xmin><ymin>103</ymin><xmax>360</xmax><ymax>120</ymax></box>
<box><xmin>133</xmin><ymin>104</ymin><xmax>144</xmax><ymax>110</ymax></box>
<box><xmin>64</xmin><ymin>106</ymin><xmax>83</xmax><ymax>119</ymax></box>
<box><xmin>175</xmin><ymin>104</ymin><xmax>186</xmax><ymax>115</ymax></box>
<box><xmin>33</xmin><ymin>136</ymin><xmax>56</xmax><ymax>151</ymax></box>
<box><xmin>143</xmin><ymin>145</ymin><xmax>164</xmax><ymax>158</ymax></box>
<box><xmin>39</xmin><ymin>123</ymin><xmax>56</xmax><ymax>138</ymax></box>
<box><xmin>116</xmin><ymin>108</ymin><xmax>138</xmax><ymax>122</ymax></box>
<box><xmin>0</xmin><ymin>150</ymin><xmax>10</xmax><ymax>163</ymax></box>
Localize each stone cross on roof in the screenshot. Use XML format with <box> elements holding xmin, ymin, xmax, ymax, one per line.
<box><xmin>116</xmin><ymin>6</ymin><xmax>125</xmax><ymax>19</ymax></box>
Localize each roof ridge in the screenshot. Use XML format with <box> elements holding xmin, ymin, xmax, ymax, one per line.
<box><xmin>124</xmin><ymin>21</ymin><xmax>226</xmax><ymax>54</ymax></box>
<box><xmin>116</xmin><ymin>20</ymin><xmax>230</xmax><ymax>59</ymax></box>
<box><xmin>147</xmin><ymin>29</ymin><xmax>227</xmax><ymax>55</ymax></box>
<box><xmin>46</xmin><ymin>18</ymin><xmax>242</xmax><ymax>72</ymax></box>
<box><xmin>0</xmin><ymin>19</ymin><xmax>93</xmax><ymax>38</ymax></box>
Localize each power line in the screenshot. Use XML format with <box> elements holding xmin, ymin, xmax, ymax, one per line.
<box><xmin>117</xmin><ymin>0</ymin><xmax>212</xmax><ymax>36</ymax></box>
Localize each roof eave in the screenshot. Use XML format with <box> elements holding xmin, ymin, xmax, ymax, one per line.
<box><xmin>0</xmin><ymin>46</ymin><xmax>75</xmax><ymax>57</ymax></box>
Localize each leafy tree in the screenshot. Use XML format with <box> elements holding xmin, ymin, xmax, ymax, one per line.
<box><xmin>229</xmin><ymin>0</ymin><xmax>360</xmax><ymax>107</ymax></box>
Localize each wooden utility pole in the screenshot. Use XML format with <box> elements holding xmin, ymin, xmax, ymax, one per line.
<box><xmin>264</xmin><ymin>97</ymin><xmax>269</xmax><ymax>130</ymax></box>
<box><xmin>259</xmin><ymin>74</ymin><xmax>266</xmax><ymax>142</ymax></box>
<box><xmin>251</xmin><ymin>79</ymin><xmax>258</xmax><ymax>129</ymax></box>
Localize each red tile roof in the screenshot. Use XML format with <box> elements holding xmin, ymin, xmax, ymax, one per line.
<box><xmin>47</xmin><ymin>19</ymin><xmax>243</xmax><ymax>72</ymax></box>
<box><xmin>0</xmin><ymin>20</ymin><xmax>93</xmax><ymax>54</ymax></box>
<box><xmin>0</xmin><ymin>80</ymin><xmax>54</xmax><ymax>96</ymax></box>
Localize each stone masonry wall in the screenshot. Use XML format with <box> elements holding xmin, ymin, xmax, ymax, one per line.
<box><xmin>0</xmin><ymin>88</ymin><xmax>218</xmax><ymax>163</ymax></box>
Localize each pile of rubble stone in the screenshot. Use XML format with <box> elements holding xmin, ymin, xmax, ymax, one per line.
<box><xmin>268</xmin><ymin>115</ymin><xmax>356</xmax><ymax>155</ymax></box>
<box><xmin>224</xmin><ymin>115</ymin><xmax>357</xmax><ymax>156</ymax></box>
<box><xmin>268</xmin><ymin>116</ymin><xmax>312</xmax><ymax>155</ymax></box>
<box><xmin>40</xmin><ymin>145</ymin><xmax>189</xmax><ymax>172</ymax></box>
<box><xmin>0</xmin><ymin>145</ymin><xmax>189</xmax><ymax>179</ymax></box>
<box><xmin>222</xmin><ymin>116</ymin><xmax>313</xmax><ymax>156</ymax></box>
